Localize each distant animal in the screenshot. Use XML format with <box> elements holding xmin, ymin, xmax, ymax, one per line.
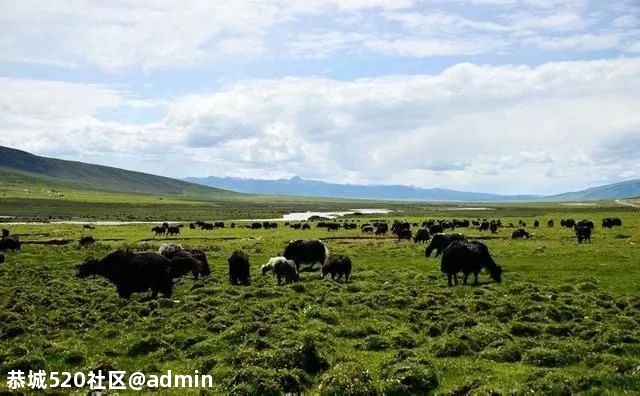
<box><xmin>413</xmin><ymin>228</ymin><xmax>431</xmax><ymax>243</ymax></box>
<box><xmin>261</xmin><ymin>257</ymin><xmax>299</xmax><ymax>284</ymax></box>
<box><xmin>79</xmin><ymin>236</ymin><xmax>95</xmax><ymax>246</ymax></box>
<box><xmin>201</xmin><ymin>223</ymin><xmax>214</xmax><ymax>230</ymax></box>
<box><xmin>441</xmin><ymin>240</ymin><xmax>503</xmax><ymax>286</ymax></box>
<box><xmin>227</xmin><ymin>250</ymin><xmax>250</xmax><ymax>285</ymax></box>
<box><xmin>327</xmin><ymin>223</ymin><xmax>340</xmax><ymax>232</ymax></box>
<box><xmin>547</xmin><ymin>219</ymin><xmax>554</xmax><ymax>228</ymax></box>
<box><xmin>283</xmin><ymin>239</ymin><xmax>329</xmax><ymax>271</ymax></box>
<box><xmin>251</xmin><ymin>222</ymin><xmax>263</xmax><ymax>230</ymax></box>
<box><xmin>158</xmin><ymin>244</ymin><xmax>211</xmax><ymax>279</ymax></box>
<box><xmin>561</xmin><ymin>219</ymin><xmax>576</xmax><ymax>228</ymax></box>
<box><xmin>0</xmin><ymin>236</ymin><xmax>21</xmax><ymax>252</ymax></box>
<box><xmin>322</xmin><ymin>254</ymin><xmax>352</xmax><ymax>282</ymax></box>
<box><xmin>575</xmin><ymin>226</ymin><xmax>592</xmax><ymax>244</ymax></box>
<box><xmin>489</xmin><ymin>223</ymin><xmax>498</xmax><ymax>234</ymax></box>
<box><xmin>533</xmin><ymin>220</ymin><xmax>540</xmax><ymax>228</ymax></box>
<box><xmin>302</xmin><ymin>224</ymin><xmax>311</xmax><ymax>230</ymax></box>
<box><xmin>214</xmin><ymin>222</ymin><xmax>225</xmax><ymax>229</ymax></box>
<box><xmin>375</xmin><ymin>224</ymin><xmax>388</xmax><ymax>235</ymax></box>
<box><xmin>1</xmin><ymin>229</ymin><xmax>9</xmax><ymax>238</ymax></box>
<box><xmin>151</xmin><ymin>226</ymin><xmax>166</xmax><ymax>236</ymax></box>
<box><xmin>189</xmin><ymin>223</ymin><xmax>196</xmax><ymax>230</ymax></box>
<box><xmin>397</xmin><ymin>229</ymin><xmax>412</xmax><ymax>241</ymax></box>
<box><xmin>577</xmin><ymin>220</ymin><xmax>594</xmax><ymax>230</ymax></box>
<box><xmin>392</xmin><ymin>221</ymin><xmax>410</xmax><ymax>234</ymax></box>
<box><xmin>76</xmin><ymin>250</ymin><xmax>174</xmax><ymax>299</ymax></box>
<box><xmin>83</xmin><ymin>224</ymin><xmax>95</xmax><ymax>230</ymax></box>
<box><xmin>478</xmin><ymin>221</ymin><xmax>490</xmax><ymax>232</ymax></box>
<box><xmin>166</xmin><ymin>226</ymin><xmax>180</xmax><ymax>236</ymax></box>
<box><xmin>602</xmin><ymin>217</ymin><xmax>622</xmax><ymax>228</ymax></box>
<box><xmin>362</xmin><ymin>226</ymin><xmax>374</xmax><ymax>234</ymax></box>
<box><xmin>425</xmin><ymin>233</ymin><xmax>467</xmax><ymax>257</ymax></box>
<box><xmin>429</xmin><ymin>225</ymin><xmax>444</xmax><ymax>234</ymax></box>
<box><xmin>511</xmin><ymin>228</ymin><xmax>530</xmax><ymax>239</ymax></box>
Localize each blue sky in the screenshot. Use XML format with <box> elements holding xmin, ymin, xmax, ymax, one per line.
<box><xmin>0</xmin><ymin>0</ymin><xmax>639</xmax><ymax>194</ymax></box>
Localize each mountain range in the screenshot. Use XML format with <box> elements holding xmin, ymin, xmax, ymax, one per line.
<box><xmin>0</xmin><ymin>145</ymin><xmax>234</xmax><ymax>198</ymax></box>
<box><xmin>185</xmin><ymin>175</ymin><xmax>640</xmax><ymax>202</ymax></box>
<box><xmin>1</xmin><ymin>145</ymin><xmax>638</xmax><ymax>202</ymax></box>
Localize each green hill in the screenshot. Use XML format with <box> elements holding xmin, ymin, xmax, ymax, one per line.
<box><xmin>0</xmin><ymin>145</ymin><xmax>236</xmax><ymax>199</ymax></box>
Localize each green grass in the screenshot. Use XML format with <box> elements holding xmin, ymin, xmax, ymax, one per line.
<box><xmin>1</xmin><ymin>202</ymin><xmax>640</xmax><ymax>394</ymax></box>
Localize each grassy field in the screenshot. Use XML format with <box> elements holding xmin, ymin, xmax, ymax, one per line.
<box><xmin>1</xmin><ymin>200</ymin><xmax>639</xmax><ymax>394</ymax></box>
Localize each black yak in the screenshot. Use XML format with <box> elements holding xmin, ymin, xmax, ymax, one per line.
<box><xmin>0</xmin><ymin>236</ymin><xmax>20</xmax><ymax>252</ymax></box>
<box><xmin>511</xmin><ymin>228</ymin><xmax>530</xmax><ymax>239</ymax></box>
<box><xmin>575</xmin><ymin>226</ymin><xmax>592</xmax><ymax>243</ymax></box>
<box><xmin>362</xmin><ymin>226</ymin><xmax>374</xmax><ymax>234</ymax></box>
<box><xmin>151</xmin><ymin>226</ymin><xmax>166</xmax><ymax>236</ymax></box>
<box><xmin>322</xmin><ymin>254</ymin><xmax>352</xmax><ymax>281</ymax></box>
<box><xmin>284</xmin><ymin>239</ymin><xmax>329</xmax><ymax>271</ymax></box>
<box><xmin>425</xmin><ymin>233</ymin><xmax>467</xmax><ymax>258</ymax></box>
<box><xmin>429</xmin><ymin>224</ymin><xmax>444</xmax><ymax>234</ymax></box>
<box><xmin>302</xmin><ymin>224</ymin><xmax>311</xmax><ymax>230</ymax></box>
<box><xmin>397</xmin><ymin>229</ymin><xmax>412</xmax><ymax>241</ymax></box>
<box><xmin>76</xmin><ymin>250</ymin><xmax>174</xmax><ymax>299</ymax></box>
<box><xmin>1</xmin><ymin>229</ymin><xmax>9</xmax><ymax>238</ymax></box>
<box><xmin>489</xmin><ymin>222</ymin><xmax>498</xmax><ymax>234</ymax></box>
<box><xmin>79</xmin><ymin>236</ymin><xmax>95</xmax><ymax>247</ymax></box>
<box><xmin>228</xmin><ymin>250</ymin><xmax>250</xmax><ymax>285</ymax></box>
<box><xmin>261</xmin><ymin>257</ymin><xmax>299</xmax><ymax>284</ymax></box>
<box><xmin>441</xmin><ymin>241</ymin><xmax>503</xmax><ymax>286</ymax></box>
<box><xmin>547</xmin><ymin>219</ymin><xmax>554</xmax><ymax>227</ymax></box>
<box><xmin>413</xmin><ymin>228</ymin><xmax>431</xmax><ymax>243</ymax></box>
<box><xmin>158</xmin><ymin>244</ymin><xmax>210</xmax><ymax>279</ymax></box>
<box><xmin>375</xmin><ymin>223</ymin><xmax>388</xmax><ymax>235</ymax></box>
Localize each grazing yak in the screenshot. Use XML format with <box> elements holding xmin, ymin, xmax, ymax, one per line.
<box><xmin>489</xmin><ymin>222</ymin><xmax>498</xmax><ymax>234</ymax></box>
<box><xmin>261</xmin><ymin>257</ymin><xmax>299</xmax><ymax>284</ymax></box>
<box><xmin>441</xmin><ymin>240</ymin><xmax>503</xmax><ymax>286</ymax></box>
<box><xmin>425</xmin><ymin>233</ymin><xmax>467</xmax><ymax>258</ymax></box>
<box><xmin>429</xmin><ymin>224</ymin><xmax>444</xmax><ymax>235</ymax></box>
<box><xmin>375</xmin><ymin>224</ymin><xmax>388</xmax><ymax>235</ymax></box>
<box><xmin>362</xmin><ymin>226</ymin><xmax>374</xmax><ymax>234</ymax></box>
<box><xmin>152</xmin><ymin>226</ymin><xmax>166</xmax><ymax>236</ymax></box>
<box><xmin>158</xmin><ymin>244</ymin><xmax>211</xmax><ymax>279</ymax></box>
<box><xmin>547</xmin><ymin>219</ymin><xmax>554</xmax><ymax>228</ymax></box>
<box><xmin>511</xmin><ymin>228</ymin><xmax>530</xmax><ymax>239</ymax></box>
<box><xmin>76</xmin><ymin>250</ymin><xmax>174</xmax><ymax>299</ymax></box>
<box><xmin>0</xmin><ymin>236</ymin><xmax>21</xmax><ymax>252</ymax></box>
<box><xmin>602</xmin><ymin>217</ymin><xmax>622</xmax><ymax>228</ymax></box>
<box><xmin>1</xmin><ymin>229</ymin><xmax>9</xmax><ymax>238</ymax></box>
<box><xmin>575</xmin><ymin>226</ymin><xmax>592</xmax><ymax>244</ymax></box>
<box><xmin>322</xmin><ymin>254</ymin><xmax>352</xmax><ymax>282</ymax></box>
<box><xmin>283</xmin><ymin>239</ymin><xmax>329</xmax><ymax>271</ymax></box>
<box><xmin>397</xmin><ymin>229</ymin><xmax>412</xmax><ymax>241</ymax></box>
<box><xmin>228</xmin><ymin>250</ymin><xmax>250</xmax><ymax>285</ymax></box>
<box><xmin>302</xmin><ymin>224</ymin><xmax>311</xmax><ymax>230</ymax></box>
<box><xmin>413</xmin><ymin>228</ymin><xmax>431</xmax><ymax>243</ymax></box>
<box><xmin>79</xmin><ymin>236</ymin><xmax>96</xmax><ymax>247</ymax></box>
<box><xmin>533</xmin><ymin>220</ymin><xmax>540</xmax><ymax>228</ymax></box>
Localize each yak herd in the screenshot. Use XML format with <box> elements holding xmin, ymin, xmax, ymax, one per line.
<box><xmin>0</xmin><ymin>214</ymin><xmax>626</xmax><ymax>299</ymax></box>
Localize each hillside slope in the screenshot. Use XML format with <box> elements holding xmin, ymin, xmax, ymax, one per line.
<box><xmin>546</xmin><ymin>179</ymin><xmax>640</xmax><ymax>201</ymax></box>
<box><xmin>0</xmin><ymin>146</ymin><xmax>235</xmax><ymax>198</ymax></box>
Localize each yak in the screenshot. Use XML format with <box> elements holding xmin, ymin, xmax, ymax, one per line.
<box><xmin>575</xmin><ymin>226</ymin><xmax>592</xmax><ymax>244</ymax></box>
<box><xmin>397</xmin><ymin>229</ymin><xmax>412</xmax><ymax>241</ymax></box>
<box><xmin>261</xmin><ymin>257</ymin><xmax>299</xmax><ymax>284</ymax></box>
<box><xmin>79</xmin><ymin>236</ymin><xmax>96</xmax><ymax>247</ymax></box>
<box><xmin>76</xmin><ymin>250</ymin><xmax>174</xmax><ymax>299</ymax></box>
<box><xmin>0</xmin><ymin>236</ymin><xmax>20</xmax><ymax>252</ymax></box>
<box><xmin>228</xmin><ymin>250</ymin><xmax>250</xmax><ymax>285</ymax></box>
<box><xmin>440</xmin><ymin>240</ymin><xmax>503</xmax><ymax>286</ymax></box>
<box><xmin>158</xmin><ymin>244</ymin><xmax>210</xmax><ymax>279</ymax></box>
<box><xmin>322</xmin><ymin>254</ymin><xmax>352</xmax><ymax>282</ymax></box>
<box><xmin>413</xmin><ymin>228</ymin><xmax>431</xmax><ymax>243</ymax></box>
<box><xmin>283</xmin><ymin>239</ymin><xmax>329</xmax><ymax>271</ymax></box>
<box><xmin>511</xmin><ymin>228</ymin><xmax>530</xmax><ymax>239</ymax></box>
<box><xmin>425</xmin><ymin>233</ymin><xmax>467</xmax><ymax>258</ymax></box>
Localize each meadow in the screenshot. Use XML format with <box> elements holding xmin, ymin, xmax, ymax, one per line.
<box><xmin>0</xmin><ymin>200</ymin><xmax>639</xmax><ymax>394</ymax></box>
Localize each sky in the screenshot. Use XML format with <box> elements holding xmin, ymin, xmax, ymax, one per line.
<box><xmin>0</xmin><ymin>0</ymin><xmax>639</xmax><ymax>195</ymax></box>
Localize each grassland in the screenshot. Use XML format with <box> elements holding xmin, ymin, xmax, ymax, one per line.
<box><xmin>1</xmin><ymin>199</ymin><xmax>639</xmax><ymax>394</ymax></box>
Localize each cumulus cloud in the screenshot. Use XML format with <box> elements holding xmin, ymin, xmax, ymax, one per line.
<box><xmin>3</xmin><ymin>58</ymin><xmax>639</xmax><ymax>194</ymax></box>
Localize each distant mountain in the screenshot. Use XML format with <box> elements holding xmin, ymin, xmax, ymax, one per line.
<box><xmin>545</xmin><ymin>179</ymin><xmax>640</xmax><ymax>201</ymax></box>
<box><xmin>184</xmin><ymin>175</ymin><xmax>541</xmax><ymax>202</ymax></box>
<box><xmin>0</xmin><ymin>145</ymin><xmax>235</xmax><ymax>198</ymax></box>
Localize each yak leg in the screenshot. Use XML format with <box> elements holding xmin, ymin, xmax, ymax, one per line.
<box><xmin>277</xmin><ymin>274</ymin><xmax>282</xmax><ymax>285</ymax></box>
<box><xmin>474</xmin><ymin>272</ymin><xmax>480</xmax><ymax>285</ymax></box>
<box><xmin>463</xmin><ymin>273</ymin><xmax>469</xmax><ymax>285</ymax></box>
